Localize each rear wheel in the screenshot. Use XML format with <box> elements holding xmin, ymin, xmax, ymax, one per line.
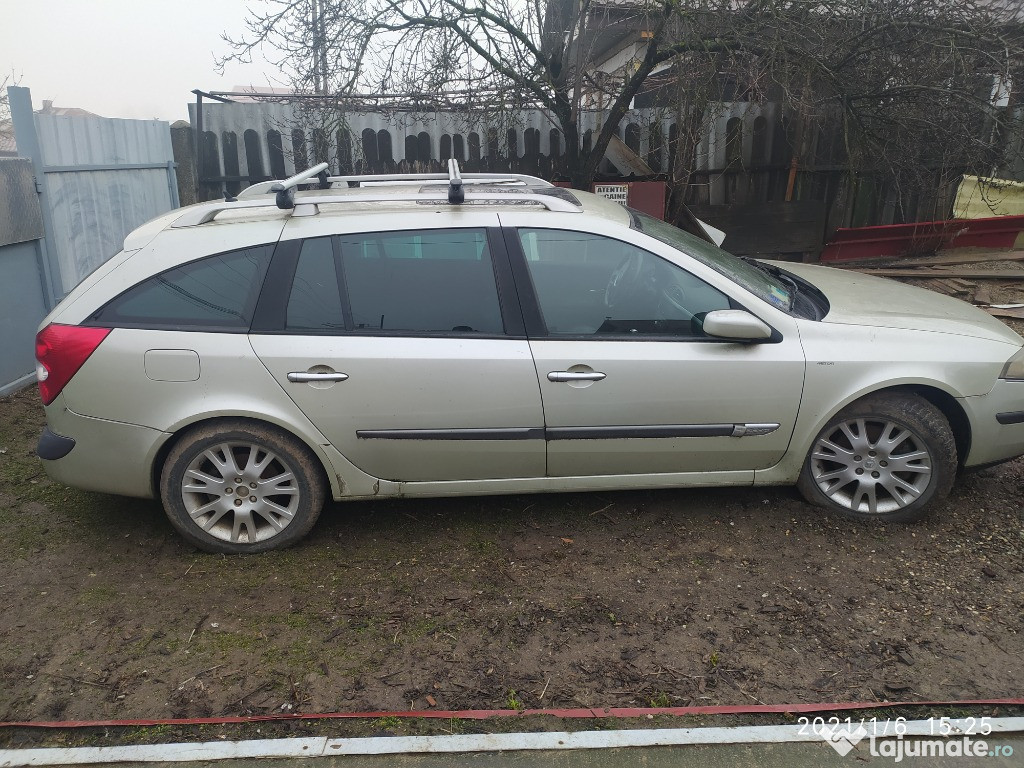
<box><xmin>160</xmin><ymin>421</ymin><xmax>325</xmax><ymax>553</ymax></box>
<box><xmin>797</xmin><ymin>393</ymin><xmax>956</xmax><ymax>522</ymax></box>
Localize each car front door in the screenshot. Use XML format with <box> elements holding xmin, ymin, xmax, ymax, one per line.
<box><xmin>250</xmin><ymin>221</ymin><xmax>545</xmax><ymax>482</ymax></box>
<box><xmin>502</xmin><ymin>221</ymin><xmax>806</xmax><ymax>478</ymax></box>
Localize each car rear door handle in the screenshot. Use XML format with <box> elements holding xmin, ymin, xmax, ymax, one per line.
<box><xmin>287</xmin><ymin>371</ymin><xmax>349</xmax><ymax>382</ymax></box>
<box><xmin>547</xmin><ymin>371</ymin><xmax>607</xmax><ymax>382</ymax></box>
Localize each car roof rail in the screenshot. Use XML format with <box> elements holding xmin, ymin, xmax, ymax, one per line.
<box><xmin>172</xmin><ymin>158</ymin><xmax>581</xmax><ymax>225</ymax></box>
<box><xmin>237</xmin><ymin>161</ymin><xmax>553</xmax><ymax>198</ymax></box>
<box><xmin>169</xmin><ymin>193</ymin><xmax>580</xmax><ymax>227</ymax></box>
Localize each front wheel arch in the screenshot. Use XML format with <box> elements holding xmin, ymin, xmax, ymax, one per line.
<box><xmin>805</xmin><ymin>383</ymin><xmax>972</xmax><ymax>471</ymax></box>
<box><xmin>901</xmin><ymin>385</ymin><xmax>972</xmax><ymax>470</ymax></box>
<box><xmin>797</xmin><ymin>390</ymin><xmax>958</xmax><ymax>522</ymax></box>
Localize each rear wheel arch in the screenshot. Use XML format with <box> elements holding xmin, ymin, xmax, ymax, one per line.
<box><xmin>151</xmin><ymin>416</ymin><xmax>335</xmax><ymax>501</ymax></box>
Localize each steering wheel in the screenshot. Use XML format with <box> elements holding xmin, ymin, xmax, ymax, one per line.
<box><xmin>660</xmin><ymin>282</ymin><xmax>690</xmax><ymax>315</ymax></box>
<box><xmin>604</xmin><ymin>252</ymin><xmax>645</xmax><ymax>308</ymax></box>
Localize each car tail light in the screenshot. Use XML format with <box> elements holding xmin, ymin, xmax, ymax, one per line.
<box><xmin>35</xmin><ymin>324</ymin><xmax>111</xmax><ymax>405</ymax></box>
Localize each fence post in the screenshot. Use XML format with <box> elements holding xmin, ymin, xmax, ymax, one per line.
<box><xmin>8</xmin><ymin>85</ymin><xmax>60</xmax><ymax>307</ymax></box>
<box><xmin>166</xmin><ymin>160</ymin><xmax>180</xmax><ymax>208</ymax></box>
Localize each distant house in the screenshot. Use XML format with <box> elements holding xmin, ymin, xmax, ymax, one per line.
<box><xmin>37</xmin><ymin>99</ymin><xmax>101</xmax><ymax>119</ymax></box>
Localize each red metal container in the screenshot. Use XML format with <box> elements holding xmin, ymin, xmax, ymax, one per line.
<box><xmin>820</xmin><ymin>215</ymin><xmax>1024</xmax><ymax>263</ymax></box>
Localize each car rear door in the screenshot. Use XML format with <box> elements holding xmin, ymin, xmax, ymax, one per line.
<box><xmin>249</xmin><ymin>215</ymin><xmax>545</xmax><ymax>482</ymax></box>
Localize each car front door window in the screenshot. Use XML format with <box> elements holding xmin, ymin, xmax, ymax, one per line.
<box><xmin>517</xmin><ymin>228</ymin><xmax>731</xmax><ymax>337</ymax></box>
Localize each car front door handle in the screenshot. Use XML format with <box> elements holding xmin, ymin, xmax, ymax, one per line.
<box><xmin>547</xmin><ymin>371</ymin><xmax>607</xmax><ymax>383</ymax></box>
<box><xmin>287</xmin><ymin>371</ymin><xmax>349</xmax><ymax>383</ymax></box>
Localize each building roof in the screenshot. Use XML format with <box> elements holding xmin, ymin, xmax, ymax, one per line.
<box><xmin>37</xmin><ymin>99</ymin><xmax>101</xmax><ymax>118</ymax></box>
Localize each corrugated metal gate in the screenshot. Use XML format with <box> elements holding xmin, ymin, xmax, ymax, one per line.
<box><xmin>0</xmin><ymin>157</ymin><xmax>48</xmax><ymax>395</ymax></box>
<box><xmin>1</xmin><ymin>86</ymin><xmax>179</xmax><ymax>393</ymax></box>
<box><xmin>10</xmin><ymin>86</ymin><xmax>179</xmax><ymax>299</ymax></box>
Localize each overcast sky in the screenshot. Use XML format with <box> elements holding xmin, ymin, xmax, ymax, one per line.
<box><xmin>2</xmin><ymin>0</ymin><xmax>280</xmax><ymax>122</ymax></box>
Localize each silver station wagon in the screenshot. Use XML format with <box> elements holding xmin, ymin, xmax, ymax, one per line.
<box><xmin>34</xmin><ymin>161</ymin><xmax>1024</xmax><ymax>552</ymax></box>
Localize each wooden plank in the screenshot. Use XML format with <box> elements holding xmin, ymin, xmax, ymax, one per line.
<box><xmin>896</xmin><ymin>250</ymin><xmax>1024</xmax><ymax>267</ymax></box>
<box><xmin>604</xmin><ymin>135</ymin><xmax>654</xmax><ymax>177</ymax></box>
<box><xmin>853</xmin><ymin>268</ymin><xmax>1024</xmax><ymax>279</ymax></box>
<box><xmin>934</xmin><ymin>278</ymin><xmax>969</xmax><ymax>294</ymax></box>
<box><xmin>982</xmin><ymin>306</ymin><xmax>1024</xmax><ymax>319</ymax></box>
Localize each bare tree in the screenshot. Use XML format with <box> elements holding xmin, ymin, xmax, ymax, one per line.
<box><xmin>0</xmin><ymin>74</ymin><xmax>14</xmax><ymax>125</ymax></box>
<box><xmin>221</xmin><ymin>0</ymin><xmax>1023</xmax><ymax>202</ymax></box>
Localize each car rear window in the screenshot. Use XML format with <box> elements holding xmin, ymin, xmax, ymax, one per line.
<box><xmin>90</xmin><ymin>245</ymin><xmax>273</xmax><ymax>330</ymax></box>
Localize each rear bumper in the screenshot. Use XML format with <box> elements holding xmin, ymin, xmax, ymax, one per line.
<box><xmin>961</xmin><ymin>380</ymin><xmax>1024</xmax><ymax>467</ymax></box>
<box><xmin>38</xmin><ymin>400</ymin><xmax>169</xmax><ymax>498</ymax></box>
<box><xmin>37</xmin><ymin>426</ymin><xmax>76</xmax><ymax>460</ymax></box>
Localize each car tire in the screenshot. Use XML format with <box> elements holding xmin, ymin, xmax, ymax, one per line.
<box><xmin>160</xmin><ymin>420</ymin><xmax>326</xmax><ymax>553</ymax></box>
<box><xmin>796</xmin><ymin>393</ymin><xmax>956</xmax><ymax>522</ymax></box>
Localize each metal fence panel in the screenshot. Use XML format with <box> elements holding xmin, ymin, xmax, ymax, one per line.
<box><xmin>0</xmin><ymin>158</ymin><xmax>44</xmax><ymax>246</ymax></box>
<box><xmin>0</xmin><ymin>240</ymin><xmax>48</xmax><ymax>395</ymax></box>
<box><xmin>34</xmin><ymin>113</ymin><xmax>177</xmax><ymax>293</ymax></box>
<box><xmin>44</xmin><ymin>167</ymin><xmax>170</xmax><ymax>287</ymax></box>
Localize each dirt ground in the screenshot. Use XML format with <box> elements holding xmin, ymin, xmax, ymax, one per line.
<box><xmin>1</xmin><ymin>377</ymin><xmax>1023</xmax><ymax>732</ymax></box>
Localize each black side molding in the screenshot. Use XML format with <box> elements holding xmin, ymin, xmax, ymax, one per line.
<box><xmin>37</xmin><ymin>426</ymin><xmax>76</xmax><ymax>460</ymax></box>
<box><xmin>358</xmin><ymin>428</ymin><xmax>545</xmax><ymax>441</ymax></box>
<box><xmin>996</xmin><ymin>411</ymin><xmax>1024</xmax><ymax>426</ymax></box>
<box><xmin>547</xmin><ymin>424</ymin><xmax>735</xmax><ymax>440</ymax></box>
<box><xmin>357</xmin><ymin>424</ymin><xmax>781</xmax><ymax>441</ymax></box>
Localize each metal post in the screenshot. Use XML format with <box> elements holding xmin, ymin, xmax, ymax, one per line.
<box><xmin>166</xmin><ymin>160</ymin><xmax>180</xmax><ymax>208</ymax></box>
<box><xmin>9</xmin><ymin>86</ymin><xmax>60</xmax><ymax>307</ymax></box>
<box><xmin>193</xmin><ymin>90</ymin><xmax>204</xmax><ymax>203</ymax></box>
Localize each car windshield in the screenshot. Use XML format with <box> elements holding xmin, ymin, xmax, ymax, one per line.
<box><xmin>631</xmin><ymin>210</ymin><xmax>793</xmax><ymax>311</ymax></box>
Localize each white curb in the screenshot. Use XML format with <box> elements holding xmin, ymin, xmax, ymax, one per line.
<box><xmin>1</xmin><ymin>717</ymin><xmax>1021</xmax><ymax>765</ymax></box>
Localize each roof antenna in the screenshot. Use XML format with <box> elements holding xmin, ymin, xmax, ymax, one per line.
<box><xmin>317</xmin><ymin>168</ymin><xmax>331</xmax><ymax>189</ymax></box>
<box><xmin>447</xmin><ymin>159</ymin><xmax>464</xmax><ymax>204</ymax></box>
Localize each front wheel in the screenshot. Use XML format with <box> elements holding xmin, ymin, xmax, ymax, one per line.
<box><xmin>797</xmin><ymin>393</ymin><xmax>957</xmax><ymax>522</ymax></box>
<box><xmin>160</xmin><ymin>421</ymin><xmax>326</xmax><ymax>553</ymax></box>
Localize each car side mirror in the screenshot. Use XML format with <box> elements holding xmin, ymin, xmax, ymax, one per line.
<box><xmin>702</xmin><ymin>310</ymin><xmax>773</xmax><ymax>341</ymax></box>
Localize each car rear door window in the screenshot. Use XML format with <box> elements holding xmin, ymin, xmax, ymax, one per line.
<box><xmin>91</xmin><ymin>245</ymin><xmax>272</xmax><ymax>330</ymax></box>
<box><xmin>518</xmin><ymin>228</ymin><xmax>730</xmax><ymax>337</ymax></box>
<box><xmin>339</xmin><ymin>229</ymin><xmax>504</xmax><ymax>334</ymax></box>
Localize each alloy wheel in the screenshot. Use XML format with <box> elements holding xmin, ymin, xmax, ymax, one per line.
<box><xmin>180</xmin><ymin>441</ymin><xmax>301</xmax><ymax>544</ymax></box>
<box><xmin>809</xmin><ymin>417</ymin><xmax>932</xmax><ymax>515</ymax></box>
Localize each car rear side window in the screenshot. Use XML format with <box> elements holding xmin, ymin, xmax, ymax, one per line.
<box><xmin>339</xmin><ymin>229</ymin><xmax>504</xmax><ymax>334</ymax></box>
<box><xmin>286</xmin><ymin>238</ymin><xmax>345</xmax><ymax>331</ymax></box>
<box><xmin>92</xmin><ymin>245</ymin><xmax>273</xmax><ymax>330</ymax></box>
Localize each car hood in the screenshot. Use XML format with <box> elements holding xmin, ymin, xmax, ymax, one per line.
<box><xmin>771</xmin><ymin>261</ymin><xmax>1024</xmax><ymax>346</ymax></box>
